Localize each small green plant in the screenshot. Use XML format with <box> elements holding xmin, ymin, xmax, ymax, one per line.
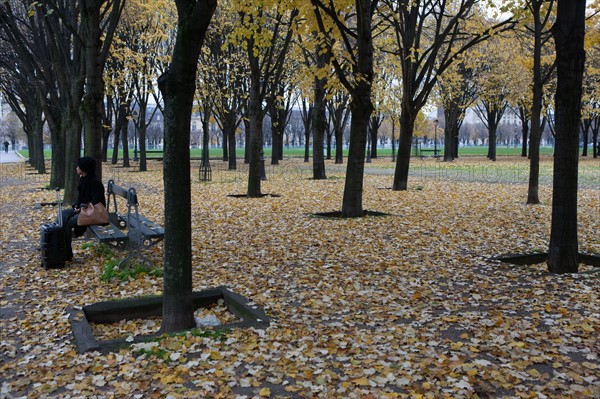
<box><xmin>81</xmin><ymin>242</ymin><xmax>116</xmax><ymax>258</ymax></box>
<box><xmin>80</xmin><ymin>242</ymin><xmax>95</xmax><ymax>250</ymax></box>
<box><xmin>84</xmin><ymin>242</ymin><xmax>162</xmax><ymax>282</ymax></box>
<box><xmin>132</xmin><ymin>342</ymin><xmax>170</xmax><ymax>361</ymax></box>
<box><xmin>100</xmin><ymin>259</ymin><xmax>121</xmax><ymax>281</ymax></box>
<box><xmin>188</xmin><ymin>328</ymin><xmax>229</xmax><ymax>341</ymax></box>
<box><xmin>101</xmin><ymin>260</ymin><xmax>163</xmax><ymax>282</ymax></box>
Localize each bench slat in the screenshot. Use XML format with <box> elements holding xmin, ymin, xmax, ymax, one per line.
<box><xmin>108</xmin><ymin>183</ymin><xmax>129</xmax><ymax>199</ymax></box>
<box><xmin>88</xmin><ymin>223</ymin><xmax>128</xmax><ymax>243</ymax></box>
<box><xmin>125</xmin><ymin>214</ymin><xmax>164</xmax><ymax>239</ymax></box>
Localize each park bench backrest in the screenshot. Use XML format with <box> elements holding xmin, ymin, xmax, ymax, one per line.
<box><xmin>106</xmin><ymin>179</ymin><xmax>141</xmax><ymax>231</ymax></box>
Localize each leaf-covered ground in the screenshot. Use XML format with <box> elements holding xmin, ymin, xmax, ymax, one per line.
<box><xmin>1</xmin><ymin>157</ymin><xmax>599</xmax><ymax>399</ymax></box>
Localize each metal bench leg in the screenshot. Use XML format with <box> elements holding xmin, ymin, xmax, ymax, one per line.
<box><xmin>117</xmin><ymin>251</ymin><xmax>153</xmax><ymax>270</ymax></box>
<box><xmin>118</xmin><ymin>230</ymin><xmax>152</xmax><ymax>270</ymax></box>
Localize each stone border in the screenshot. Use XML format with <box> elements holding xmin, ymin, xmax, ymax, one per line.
<box><xmin>69</xmin><ymin>286</ymin><xmax>270</xmax><ymax>353</ymax></box>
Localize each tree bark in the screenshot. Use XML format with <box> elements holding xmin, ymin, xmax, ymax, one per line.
<box><xmin>547</xmin><ymin>0</ymin><xmax>585</xmax><ymax>273</ymax></box>
<box><xmin>159</xmin><ymin>0</ymin><xmax>216</xmax><ymax>333</ymax></box>
<box><xmin>224</xmin><ymin>111</ymin><xmax>238</xmax><ymax>170</ymax></box>
<box><xmin>138</xmin><ymin>112</ymin><xmax>148</xmax><ymax>172</ymax></box>
<box><xmin>327</xmin><ymin>93</ymin><xmax>349</xmax><ymax>165</ymax></box>
<box><xmin>121</xmin><ymin>123</ymin><xmax>130</xmax><ymax>168</ymax></box>
<box><xmin>487</xmin><ymin>127</ymin><xmax>497</xmax><ymax>161</ymax></box>
<box><xmin>443</xmin><ymin>102</ymin><xmax>464</xmax><ymax>162</ymax></box>
<box><xmin>369</xmin><ymin>113</ymin><xmax>382</xmax><ymax>159</ymax></box>
<box><xmin>392</xmin><ymin>104</ymin><xmax>416</xmax><ymax>191</ymax></box>
<box><xmin>527</xmin><ymin>0</ymin><xmax>547</xmax><ymax>205</ymax></box>
<box><xmin>80</xmin><ymin>0</ymin><xmax>105</xmax><ymax>179</ymax></box>
<box><xmin>522</xmin><ymin>128</ymin><xmax>529</xmax><ymax>157</ymax></box>
<box><xmin>339</xmin><ymin>0</ymin><xmax>375</xmax><ymax>216</ymax></box>
<box><xmin>247</xmin><ymin>44</ymin><xmax>264</xmax><ymax>197</ymax></box>
<box><xmin>63</xmin><ymin>109</ymin><xmax>82</xmax><ymax>204</ymax></box>
<box><xmin>32</xmin><ymin>114</ymin><xmax>46</xmax><ymax>174</ymax></box>
<box><xmin>243</xmin><ymin>118</ymin><xmax>250</xmax><ymax>164</ymax></box>
<box><xmin>312</xmin><ymin>47</ymin><xmax>328</xmax><ymax>180</ymax></box>
<box><xmin>342</xmin><ymin>99</ymin><xmax>371</xmax><ymax>216</ymax></box>
<box><xmin>592</xmin><ymin>118</ymin><xmax>599</xmax><ymax>158</ymax></box>
<box><xmin>580</xmin><ymin>119</ymin><xmax>590</xmax><ymax>157</ymax></box>
<box><xmin>301</xmin><ymin>100</ymin><xmax>313</xmax><ymax>163</ymax></box>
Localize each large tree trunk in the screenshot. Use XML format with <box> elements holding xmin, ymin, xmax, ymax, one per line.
<box><xmin>304</xmin><ymin>132</ymin><xmax>311</xmax><ymax>162</ymax></box>
<box><xmin>301</xmin><ymin>102</ymin><xmax>312</xmax><ymax>163</ymax></box>
<box><xmin>326</xmin><ymin>125</ymin><xmax>333</xmax><ymax>160</ymax></box>
<box><xmin>25</xmin><ymin>129</ymin><xmax>34</xmax><ymax>168</ymax></box>
<box><xmin>139</xmin><ymin>112</ymin><xmax>148</xmax><ymax>172</ymax></box>
<box><xmin>64</xmin><ymin>109</ymin><xmax>82</xmax><ymax>204</ymax></box>
<box><xmin>592</xmin><ymin>119</ymin><xmax>598</xmax><ymax>158</ymax></box>
<box><xmin>527</xmin><ymin>118</ymin><xmax>541</xmax><ymax>203</ymax></box>
<box><xmin>225</xmin><ymin>111</ymin><xmax>238</xmax><ymax>170</ymax></box>
<box><xmin>247</xmin><ymin>47</ymin><xmax>264</xmax><ymax>197</ymax></box>
<box><xmin>443</xmin><ymin>104</ymin><xmax>462</xmax><ymax>162</ymax></box>
<box><xmin>391</xmin><ymin>118</ymin><xmax>396</xmax><ymax>162</ymax></box>
<box><xmin>32</xmin><ymin>110</ymin><xmax>46</xmax><ymax>175</ymax></box>
<box><xmin>222</xmin><ymin>126</ymin><xmax>229</xmax><ymax>162</ymax></box>
<box><xmin>80</xmin><ymin>0</ymin><xmax>123</xmax><ymax>179</ymax></box>
<box><xmin>111</xmin><ymin>127</ymin><xmax>120</xmax><ymax>165</ymax></box>
<box><xmin>121</xmin><ymin>124</ymin><xmax>130</xmax><ymax>168</ymax></box>
<box><xmin>270</xmin><ymin>114</ymin><xmax>282</xmax><ymax>165</ymax></box>
<box><xmin>139</xmin><ymin>130</ymin><xmax>147</xmax><ymax>170</ymax></box>
<box><xmin>312</xmin><ymin>48</ymin><xmax>328</xmax><ymax>180</ymax></box>
<box><xmin>243</xmin><ymin>118</ymin><xmax>250</xmax><ymax>164</ymax></box>
<box><xmin>369</xmin><ymin>114</ymin><xmax>381</xmax><ymax>159</ymax></box>
<box><xmin>228</xmin><ymin>130</ymin><xmax>237</xmax><ymax>170</ymax></box>
<box><xmin>443</xmin><ymin>126</ymin><xmax>453</xmax><ymax>162</ymax></box>
<box><xmin>335</xmin><ymin>129</ymin><xmax>344</xmax><ymax>164</ymax></box>
<box><xmin>80</xmin><ymin>0</ymin><xmax>105</xmax><ymax>180</ymax></box>
<box><xmin>392</xmin><ymin>106</ymin><xmax>416</xmax><ymax>191</ymax></box>
<box><xmin>527</xmin><ymin>3</ymin><xmax>545</xmax><ymax>205</ymax></box>
<box><xmin>340</xmin><ymin>0</ymin><xmax>375</xmax><ymax>217</ymax></box>
<box><xmin>522</xmin><ymin>130</ymin><xmax>528</xmax><ymax>156</ymax></box>
<box><xmin>49</xmin><ymin>126</ymin><xmax>66</xmax><ymax>189</ymax></box>
<box><xmin>487</xmin><ymin>121</ymin><xmax>498</xmax><ymax>162</ymax></box>
<box><xmin>580</xmin><ymin>119</ymin><xmax>590</xmax><ymax>157</ymax></box>
<box><xmin>111</xmin><ymin>95</ymin><xmax>128</xmax><ymax>165</ymax></box>
<box><xmin>547</xmin><ymin>0</ymin><xmax>585</xmax><ymax>273</ymax></box>
<box><xmin>329</xmin><ymin>94</ymin><xmax>350</xmax><ymax>165</ymax></box>
<box><xmin>270</xmin><ymin>98</ymin><xmax>286</xmax><ymax>165</ymax></box>
<box><xmin>159</xmin><ymin>0</ymin><xmax>216</xmax><ymax>333</ymax></box>
<box><xmin>342</xmin><ymin>99</ymin><xmax>371</xmax><ymax>216</ymax></box>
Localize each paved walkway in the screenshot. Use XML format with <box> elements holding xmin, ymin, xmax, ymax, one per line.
<box><xmin>0</xmin><ymin>150</ymin><xmax>24</xmax><ymax>163</ymax></box>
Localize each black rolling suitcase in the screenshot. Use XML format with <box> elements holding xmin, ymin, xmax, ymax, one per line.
<box><xmin>40</xmin><ymin>188</ymin><xmax>66</xmax><ymax>269</ymax></box>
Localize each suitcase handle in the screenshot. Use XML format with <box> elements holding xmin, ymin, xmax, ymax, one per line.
<box><xmin>56</xmin><ymin>188</ymin><xmax>63</xmax><ymax>227</ymax></box>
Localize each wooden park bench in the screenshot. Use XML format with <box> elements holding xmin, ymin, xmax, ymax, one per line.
<box><xmin>418</xmin><ymin>148</ymin><xmax>441</xmax><ymax>158</ymax></box>
<box><xmin>87</xmin><ymin>180</ymin><xmax>164</xmax><ymax>268</ymax></box>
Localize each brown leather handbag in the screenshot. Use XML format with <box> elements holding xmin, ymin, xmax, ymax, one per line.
<box><xmin>77</xmin><ymin>203</ymin><xmax>109</xmax><ymax>226</ymax></box>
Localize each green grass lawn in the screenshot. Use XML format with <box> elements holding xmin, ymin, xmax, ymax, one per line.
<box><xmin>21</xmin><ymin>145</ymin><xmax>556</xmax><ymax>160</ymax></box>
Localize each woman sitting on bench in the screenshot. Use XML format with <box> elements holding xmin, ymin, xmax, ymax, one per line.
<box><xmin>61</xmin><ymin>157</ymin><xmax>106</xmax><ymax>261</ymax></box>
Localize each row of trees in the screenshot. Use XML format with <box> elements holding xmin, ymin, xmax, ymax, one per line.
<box><xmin>3</xmin><ymin>2</ymin><xmax>598</xmax><ymax>197</ymax></box>
<box><xmin>0</xmin><ymin>0</ymin><xmax>595</xmax><ymax>330</ymax></box>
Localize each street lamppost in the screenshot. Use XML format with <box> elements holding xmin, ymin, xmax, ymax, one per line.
<box><xmin>434</xmin><ymin>119</ymin><xmax>438</xmax><ymax>157</ymax></box>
